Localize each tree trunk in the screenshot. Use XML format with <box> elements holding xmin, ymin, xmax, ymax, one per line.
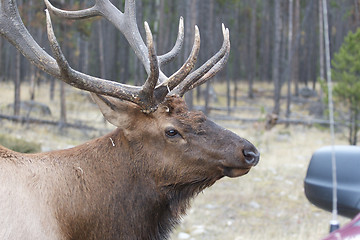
<box><xmin>78</xmin><ymin>35</ymin><xmax>89</xmax><ymax>75</ymax></box>
<box><xmin>204</xmin><ymin>0</ymin><xmax>214</xmax><ymax>115</ymax></box>
<box><xmin>247</xmin><ymin>0</ymin><xmax>257</xmax><ymax>99</ymax></box>
<box><xmin>14</xmin><ymin>51</ymin><xmax>21</xmax><ymax>116</ymax></box>
<box><xmin>59</xmin><ymin>81</ymin><xmax>67</xmax><ymax>128</ymax></box>
<box><xmin>292</xmin><ymin>0</ymin><xmax>300</xmax><ymax>96</ymax></box>
<box><xmin>157</xmin><ymin>0</ymin><xmax>166</xmax><ymax>55</ymax></box>
<box><xmin>319</xmin><ymin>1</ymin><xmax>325</xmax><ymax>81</ymax></box>
<box><xmin>305</xmin><ymin>5</ymin><xmax>316</xmax><ymax>90</ymax></box>
<box><xmin>226</xmin><ymin>67</ymin><xmax>231</xmax><ymax>115</ymax></box>
<box><xmin>58</xmin><ymin>13</ymin><xmax>68</xmax><ymax>128</ymax></box>
<box><xmin>272</xmin><ymin>0</ymin><xmax>282</xmax><ymax>116</ymax></box>
<box><xmin>233</xmin><ymin>4</ymin><xmax>241</xmax><ymax>107</ymax></box>
<box><xmin>98</xmin><ymin>20</ymin><xmax>106</xmax><ymax>79</ymax></box>
<box><xmin>184</xmin><ymin>0</ymin><xmax>197</xmax><ymax>110</ymax></box>
<box><xmin>0</xmin><ymin>37</ymin><xmax>2</xmax><ymax>81</ymax></box>
<box><xmin>354</xmin><ymin>111</ymin><xmax>358</xmax><ymax>145</ymax></box>
<box><xmin>13</xmin><ymin>0</ymin><xmax>24</xmax><ymax>116</ymax></box>
<box><xmin>29</xmin><ymin>64</ymin><xmax>36</xmax><ymax>100</ymax></box>
<box><xmin>286</xmin><ymin>0</ymin><xmax>294</xmax><ymax>121</ymax></box>
<box><xmin>349</xmin><ymin>107</ymin><xmax>358</xmax><ymax>145</ymax></box>
<box><xmin>50</xmin><ymin>77</ymin><xmax>55</xmax><ymax>101</ymax></box>
<box><xmin>260</xmin><ymin>0</ymin><xmax>271</xmax><ymax>82</ymax></box>
<box><xmin>318</xmin><ymin>0</ymin><xmax>325</xmax><ymax>102</ymax></box>
<box><xmin>121</xmin><ymin>41</ymin><xmax>130</xmax><ymax>84</ymax></box>
<box><xmin>29</xmin><ymin>27</ymin><xmax>43</xmax><ymax>100</ymax></box>
<box><xmin>153</xmin><ymin>0</ymin><xmax>161</xmax><ymax>50</ymax></box>
<box><xmin>134</xmin><ymin>0</ymin><xmax>145</xmax><ymax>86</ymax></box>
<box><xmin>355</xmin><ymin>0</ymin><xmax>360</xmax><ymax>29</ymax></box>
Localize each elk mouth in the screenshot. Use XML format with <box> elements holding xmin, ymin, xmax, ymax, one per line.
<box><xmin>222</xmin><ymin>166</ymin><xmax>252</xmax><ymax>178</ymax></box>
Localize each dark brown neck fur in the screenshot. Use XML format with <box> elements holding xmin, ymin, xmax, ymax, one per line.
<box><xmin>37</xmin><ymin>129</ymin><xmax>202</xmax><ymax>240</ymax></box>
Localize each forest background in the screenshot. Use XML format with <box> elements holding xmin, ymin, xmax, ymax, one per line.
<box><xmin>2</xmin><ymin>0</ymin><xmax>360</xmax><ymax>128</ymax></box>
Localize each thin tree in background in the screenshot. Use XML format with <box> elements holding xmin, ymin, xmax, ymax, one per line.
<box><xmin>259</xmin><ymin>0</ymin><xmax>271</xmax><ymax>83</ymax></box>
<box><xmin>204</xmin><ymin>0</ymin><xmax>214</xmax><ymax>115</ymax></box>
<box><xmin>232</xmin><ymin>3</ymin><xmax>242</xmax><ymax>107</ymax></box>
<box><xmin>355</xmin><ymin>0</ymin><xmax>360</xmax><ymax>28</ymax></box>
<box><xmin>98</xmin><ymin>20</ymin><xmax>106</xmax><ymax>80</ymax></box>
<box><xmin>59</xmin><ymin>81</ymin><xmax>67</xmax><ymax>128</ymax></box>
<box><xmin>285</xmin><ymin>0</ymin><xmax>293</xmax><ymax>120</ymax></box>
<box><xmin>293</xmin><ymin>0</ymin><xmax>300</xmax><ymax>96</ymax></box>
<box><xmin>13</xmin><ymin>0</ymin><xmax>23</xmax><ymax>116</ymax></box>
<box><xmin>272</xmin><ymin>0</ymin><xmax>282</xmax><ymax>116</ymax></box>
<box><xmin>29</xmin><ymin>64</ymin><xmax>36</xmax><ymax>100</ymax></box>
<box><xmin>183</xmin><ymin>0</ymin><xmax>197</xmax><ymax>110</ymax></box>
<box><xmin>318</xmin><ymin>0</ymin><xmax>325</xmax><ymax>89</ymax></box>
<box><xmin>59</xmin><ymin>24</ymin><xmax>67</xmax><ymax>128</ymax></box>
<box><xmin>308</xmin><ymin>5</ymin><xmax>317</xmax><ymax>90</ymax></box>
<box><xmin>0</xmin><ymin>35</ymin><xmax>2</xmax><ymax>81</ymax></box>
<box><xmin>247</xmin><ymin>0</ymin><xmax>257</xmax><ymax>98</ymax></box>
<box><xmin>155</xmin><ymin>0</ymin><xmax>165</xmax><ymax>54</ymax></box>
<box><xmin>248</xmin><ymin>1</ymin><xmax>256</xmax><ymax>98</ymax></box>
<box><xmin>14</xmin><ymin>50</ymin><xmax>21</xmax><ymax>116</ymax></box>
<box><xmin>134</xmin><ymin>0</ymin><xmax>145</xmax><ymax>86</ymax></box>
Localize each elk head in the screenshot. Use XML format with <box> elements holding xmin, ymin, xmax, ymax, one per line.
<box><xmin>94</xmin><ymin>94</ymin><xmax>259</xmax><ymax>184</ymax></box>
<box><xmin>0</xmin><ymin>0</ymin><xmax>259</xmax><ymax>184</ymax></box>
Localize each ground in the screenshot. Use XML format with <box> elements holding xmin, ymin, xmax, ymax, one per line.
<box><xmin>0</xmin><ymin>82</ymin><xmax>351</xmax><ymax>240</ymax></box>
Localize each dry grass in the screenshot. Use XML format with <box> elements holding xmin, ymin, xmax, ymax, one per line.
<box><xmin>0</xmin><ymin>81</ymin><xmax>352</xmax><ymax>240</ymax></box>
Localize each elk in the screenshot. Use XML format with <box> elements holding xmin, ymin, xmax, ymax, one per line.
<box><xmin>0</xmin><ymin>0</ymin><xmax>260</xmax><ymax>239</ymax></box>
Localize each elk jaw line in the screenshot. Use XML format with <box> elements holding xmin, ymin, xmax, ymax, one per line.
<box><xmin>221</xmin><ymin>166</ymin><xmax>251</xmax><ymax>178</ymax></box>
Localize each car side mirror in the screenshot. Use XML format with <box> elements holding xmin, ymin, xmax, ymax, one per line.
<box><xmin>304</xmin><ymin>146</ymin><xmax>360</xmax><ymax>218</ymax></box>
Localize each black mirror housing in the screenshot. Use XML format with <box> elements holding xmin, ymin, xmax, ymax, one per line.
<box><xmin>304</xmin><ymin>146</ymin><xmax>360</xmax><ymax>218</ymax></box>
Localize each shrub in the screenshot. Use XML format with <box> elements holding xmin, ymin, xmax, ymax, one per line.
<box><xmin>0</xmin><ymin>134</ymin><xmax>41</xmax><ymax>153</ymax></box>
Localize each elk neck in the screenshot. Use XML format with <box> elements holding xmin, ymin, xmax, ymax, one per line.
<box><xmin>38</xmin><ymin>128</ymin><xmax>187</xmax><ymax>239</ymax></box>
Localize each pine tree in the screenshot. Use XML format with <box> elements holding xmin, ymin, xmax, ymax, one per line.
<box><xmin>331</xmin><ymin>28</ymin><xmax>360</xmax><ymax>145</ymax></box>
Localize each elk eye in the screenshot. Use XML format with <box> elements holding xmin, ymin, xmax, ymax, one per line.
<box><xmin>165</xmin><ymin>128</ymin><xmax>180</xmax><ymax>138</ymax></box>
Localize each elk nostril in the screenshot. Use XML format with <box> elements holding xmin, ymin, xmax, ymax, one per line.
<box><xmin>243</xmin><ymin>149</ymin><xmax>260</xmax><ymax>166</ymax></box>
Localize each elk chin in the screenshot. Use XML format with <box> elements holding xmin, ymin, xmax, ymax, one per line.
<box><xmin>222</xmin><ymin>166</ymin><xmax>251</xmax><ymax>178</ymax></box>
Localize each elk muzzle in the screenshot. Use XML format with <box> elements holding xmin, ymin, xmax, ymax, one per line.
<box><xmin>243</xmin><ymin>148</ymin><xmax>260</xmax><ymax>166</ymax></box>
<box><xmin>221</xmin><ymin>139</ymin><xmax>260</xmax><ymax>178</ymax></box>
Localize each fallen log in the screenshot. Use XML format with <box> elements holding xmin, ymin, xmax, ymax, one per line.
<box><xmin>210</xmin><ymin>113</ymin><xmax>346</xmax><ymax>128</ymax></box>
<box><xmin>0</xmin><ymin>113</ymin><xmax>98</xmax><ymax>130</ymax></box>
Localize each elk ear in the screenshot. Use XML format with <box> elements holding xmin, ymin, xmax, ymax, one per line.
<box><xmin>90</xmin><ymin>93</ymin><xmax>136</xmax><ymax>128</ymax></box>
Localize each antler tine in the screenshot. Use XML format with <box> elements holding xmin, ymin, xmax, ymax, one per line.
<box><xmin>157</xmin><ymin>26</ymin><xmax>200</xmax><ymax>92</ymax></box>
<box><xmin>44</xmin><ymin>0</ymin><xmax>101</xmax><ymax>19</ymax></box>
<box><xmin>139</xmin><ymin>22</ymin><xmax>159</xmax><ymax>113</ymax></box>
<box><xmin>46</xmin><ymin>9</ymin><xmax>161</xmax><ymax>112</ymax></box>
<box><xmin>45</xmin><ymin>9</ymin><xmax>70</xmax><ymax>76</ymax></box>
<box><xmin>2</xmin><ymin>0</ymin><xmax>232</xmax><ymax>114</ymax></box>
<box><xmin>178</xmin><ymin>29</ymin><xmax>230</xmax><ymax>97</ymax></box>
<box><xmin>171</xmin><ymin>24</ymin><xmax>230</xmax><ymax>97</ymax></box>
<box><xmin>44</xmin><ymin>0</ymin><xmax>170</xmax><ymax>84</ymax></box>
<box><xmin>45</xmin><ymin>9</ymin><xmax>146</xmax><ymax>106</ymax></box>
<box><xmin>157</xmin><ymin>17</ymin><xmax>185</xmax><ymax>68</ymax></box>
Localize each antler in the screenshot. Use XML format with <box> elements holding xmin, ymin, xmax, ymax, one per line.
<box><xmin>0</xmin><ymin>0</ymin><xmax>230</xmax><ymax>113</ymax></box>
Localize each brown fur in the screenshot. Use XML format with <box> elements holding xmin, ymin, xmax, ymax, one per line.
<box><xmin>0</xmin><ymin>96</ymin><xmax>259</xmax><ymax>240</ymax></box>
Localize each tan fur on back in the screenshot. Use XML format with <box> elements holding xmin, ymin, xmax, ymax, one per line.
<box><xmin>0</xmin><ymin>147</ymin><xmax>63</xmax><ymax>240</ymax></box>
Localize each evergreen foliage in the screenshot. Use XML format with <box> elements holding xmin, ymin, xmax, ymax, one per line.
<box><xmin>331</xmin><ymin>28</ymin><xmax>360</xmax><ymax>145</ymax></box>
